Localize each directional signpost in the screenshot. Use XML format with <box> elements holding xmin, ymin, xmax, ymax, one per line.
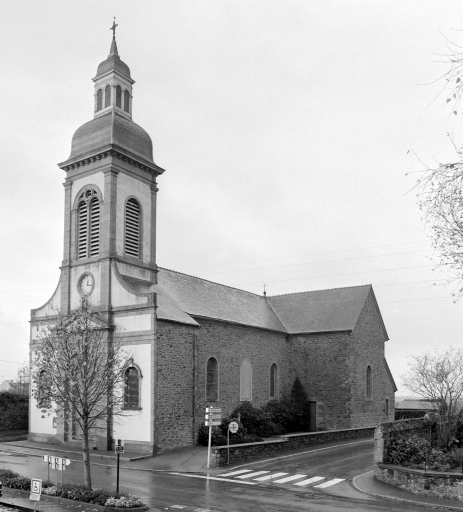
<box><xmin>206</xmin><ymin>407</ymin><xmax>221</xmax><ymax>468</ymax></box>
<box><xmin>42</xmin><ymin>455</ymin><xmax>71</xmax><ymax>485</ymax></box>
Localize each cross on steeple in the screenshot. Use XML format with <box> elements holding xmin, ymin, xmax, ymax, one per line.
<box><xmin>110</xmin><ymin>18</ymin><xmax>118</xmax><ymax>39</ymax></box>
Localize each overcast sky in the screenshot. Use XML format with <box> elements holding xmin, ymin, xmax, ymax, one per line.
<box><xmin>1</xmin><ymin>1</ymin><xmax>463</xmax><ymax>394</ymax></box>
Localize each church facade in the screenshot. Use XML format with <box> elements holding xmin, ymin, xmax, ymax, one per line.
<box><xmin>29</xmin><ymin>36</ymin><xmax>397</xmax><ymax>455</ymax></box>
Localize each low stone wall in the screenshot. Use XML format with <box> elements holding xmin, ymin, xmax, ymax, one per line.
<box><xmin>375</xmin><ymin>463</ymin><xmax>463</xmax><ymax>501</ymax></box>
<box><xmin>210</xmin><ymin>426</ymin><xmax>375</xmax><ymax>467</ymax></box>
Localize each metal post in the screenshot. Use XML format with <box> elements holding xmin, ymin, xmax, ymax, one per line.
<box><xmin>116</xmin><ymin>452</ymin><xmax>120</xmax><ymax>493</ymax></box>
<box><xmin>207</xmin><ymin>425</ymin><xmax>212</xmax><ymax>468</ymax></box>
<box><xmin>227</xmin><ymin>428</ymin><xmax>230</xmax><ymax>465</ymax></box>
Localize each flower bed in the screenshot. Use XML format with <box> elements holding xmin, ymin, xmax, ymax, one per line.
<box><xmin>0</xmin><ymin>468</ymin><xmax>148</xmax><ymax>509</ymax></box>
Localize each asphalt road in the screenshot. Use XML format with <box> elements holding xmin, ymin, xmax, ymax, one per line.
<box><xmin>0</xmin><ymin>442</ymin><xmax>440</xmax><ymax>512</ymax></box>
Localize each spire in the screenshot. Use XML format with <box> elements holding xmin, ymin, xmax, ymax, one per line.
<box><xmin>109</xmin><ymin>18</ymin><xmax>119</xmax><ymax>57</ymax></box>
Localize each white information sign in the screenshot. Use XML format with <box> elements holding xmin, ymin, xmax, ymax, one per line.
<box><xmin>30</xmin><ymin>478</ymin><xmax>42</xmax><ymax>496</ymax></box>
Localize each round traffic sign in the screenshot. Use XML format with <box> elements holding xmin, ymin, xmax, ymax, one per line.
<box><xmin>229</xmin><ymin>421</ymin><xmax>239</xmax><ymax>433</ymax></box>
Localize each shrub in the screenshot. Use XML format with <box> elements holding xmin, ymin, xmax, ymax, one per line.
<box><xmin>386</xmin><ymin>434</ymin><xmax>431</xmax><ymax>466</ymax></box>
<box><xmin>0</xmin><ymin>467</ymin><xmax>145</xmax><ymax>507</ymax></box>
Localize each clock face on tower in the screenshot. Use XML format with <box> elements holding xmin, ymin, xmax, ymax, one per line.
<box><xmin>78</xmin><ymin>272</ymin><xmax>95</xmax><ymax>297</ymax></box>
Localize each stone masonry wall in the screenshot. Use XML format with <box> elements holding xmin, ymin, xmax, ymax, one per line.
<box><xmin>156</xmin><ymin>321</ymin><xmax>196</xmax><ymax>452</ymax></box>
<box><xmin>194</xmin><ymin>319</ymin><xmax>291</xmax><ymax>436</ymax></box>
<box><xmin>348</xmin><ymin>293</ymin><xmax>395</xmax><ymax>427</ymax></box>
<box><xmin>211</xmin><ymin>426</ymin><xmax>375</xmax><ymax>466</ymax></box>
<box><xmin>289</xmin><ymin>332</ymin><xmax>350</xmax><ymax>430</ymax></box>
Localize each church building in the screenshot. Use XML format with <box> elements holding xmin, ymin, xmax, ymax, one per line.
<box><xmin>30</xmin><ymin>34</ymin><xmax>397</xmax><ymax>455</ymax></box>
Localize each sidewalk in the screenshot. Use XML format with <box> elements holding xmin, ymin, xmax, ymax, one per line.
<box><xmin>352</xmin><ymin>470</ymin><xmax>463</xmax><ymax>510</ymax></box>
<box><xmin>2</xmin><ymin>438</ymin><xmax>463</xmax><ymax>510</ymax></box>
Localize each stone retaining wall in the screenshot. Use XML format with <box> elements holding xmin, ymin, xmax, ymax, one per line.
<box><xmin>210</xmin><ymin>426</ymin><xmax>375</xmax><ymax>467</ymax></box>
<box><xmin>375</xmin><ymin>463</ymin><xmax>463</xmax><ymax>501</ymax></box>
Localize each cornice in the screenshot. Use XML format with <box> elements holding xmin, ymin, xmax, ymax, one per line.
<box><xmin>59</xmin><ymin>147</ymin><xmax>165</xmax><ymax>176</ymax></box>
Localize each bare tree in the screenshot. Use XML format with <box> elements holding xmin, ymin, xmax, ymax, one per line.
<box><xmin>411</xmin><ymin>32</ymin><xmax>463</xmax><ymax>296</ymax></box>
<box><xmin>414</xmin><ymin>148</ymin><xmax>463</xmax><ymax>297</ymax></box>
<box><xmin>402</xmin><ymin>347</ymin><xmax>463</xmax><ymax>446</ymax></box>
<box><xmin>31</xmin><ymin>306</ymin><xmax>130</xmax><ymax>488</ymax></box>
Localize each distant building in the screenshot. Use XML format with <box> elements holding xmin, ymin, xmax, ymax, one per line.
<box><xmin>0</xmin><ymin>380</ymin><xmax>29</xmax><ymax>395</ymax></box>
<box><xmin>29</xmin><ymin>33</ymin><xmax>397</xmax><ymax>455</ymax></box>
<box><xmin>395</xmin><ymin>399</ymin><xmax>437</xmax><ymax>420</ymax></box>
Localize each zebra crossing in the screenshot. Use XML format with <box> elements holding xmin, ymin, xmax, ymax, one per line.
<box><xmin>216</xmin><ymin>469</ymin><xmax>345</xmax><ymax>489</ymax></box>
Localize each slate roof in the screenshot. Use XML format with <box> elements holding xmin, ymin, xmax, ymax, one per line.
<box><xmin>156</xmin><ymin>268</ymin><xmax>285</xmax><ymax>331</ymax></box>
<box><xmin>395</xmin><ymin>399</ymin><xmax>436</xmax><ymax>411</ymax></box>
<box><xmin>267</xmin><ymin>285</ymin><xmax>372</xmax><ymax>334</ymax></box>
<box><xmin>156</xmin><ymin>268</ymin><xmax>387</xmax><ymax>338</ymax></box>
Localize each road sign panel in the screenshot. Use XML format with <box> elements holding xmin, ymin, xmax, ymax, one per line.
<box><xmin>115</xmin><ymin>439</ymin><xmax>125</xmax><ymax>454</ymax></box>
<box><xmin>30</xmin><ymin>478</ymin><xmax>42</xmax><ymax>495</ymax></box>
<box><xmin>229</xmin><ymin>421</ymin><xmax>239</xmax><ymax>433</ymax></box>
<box><xmin>206</xmin><ymin>407</ymin><xmax>221</xmax><ymax>413</ymax></box>
<box><xmin>205</xmin><ymin>413</ymin><xmax>222</xmax><ymax>420</ymax></box>
<box><xmin>29</xmin><ymin>493</ymin><xmax>40</xmax><ymax>501</ymax></box>
<box><xmin>205</xmin><ymin>420</ymin><xmax>221</xmax><ymax>426</ymax></box>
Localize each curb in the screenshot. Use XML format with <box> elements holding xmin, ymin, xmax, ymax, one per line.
<box><xmin>1</xmin><ymin>441</ymin><xmax>150</xmax><ymax>462</ymax></box>
<box><xmin>351</xmin><ymin>471</ymin><xmax>462</xmax><ymax>511</ymax></box>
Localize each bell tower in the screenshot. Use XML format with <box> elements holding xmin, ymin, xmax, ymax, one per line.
<box><xmin>57</xmin><ymin>28</ymin><xmax>165</xmax><ymax>317</ymax></box>
<box><xmin>31</xmin><ymin>27</ymin><xmax>165</xmax><ymax>453</ymax></box>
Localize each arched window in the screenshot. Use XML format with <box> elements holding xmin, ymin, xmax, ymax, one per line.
<box><xmin>124</xmin><ymin>198</ymin><xmax>141</xmax><ymax>257</ymax></box>
<box><xmin>240</xmin><ymin>359</ymin><xmax>252</xmax><ymax>401</ymax></box>
<box><xmin>77</xmin><ymin>189</ymin><xmax>100</xmax><ymax>259</ymax></box>
<box><xmin>269</xmin><ymin>363</ymin><xmax>278</xmax><ymax>399</ymax></box>
<box><xmin>366</xmin><ymin>365</ymin><xmax>372</xmax><ymax>399</ymax></box>
<box><xmin>124</xmin><ymin>367</ymin><xmax>140</xmax><ymax>409</ymax></box>
<box><xmin>206</xmin><ymin>357</ymin><xmax>218</xmax><ymax>401</ymax></box>
<box><xmin>104</xmin><ymin>85</ymin><xmax>111</xmax><ymax>108</ymax></box>
<box><xmin>124</xmin><ymin>90</ymin><xmax>130</xmax><ymax>113</ymax></box>
<box><xmin>96</xmin><ymin>89</ymin><xmax>103</xmax><ymax>111</ymax></box>
<box><xmin>116</xmin><ymin>85</ymin><xmax>122</xmax><ymax>108</ymax></box>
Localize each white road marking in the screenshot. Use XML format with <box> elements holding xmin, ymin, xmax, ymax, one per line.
<box><xmin>314</xmin><ymin>478</ymin><xmax>345</xmax><ymax>488</ymax></box>
<box><xmin>216</xmin><ymin>469</ymin><xmax>253</xmax><ymax>477</ymax></box>
<box><xmin>273</xmin><ymin>474</ymin><xmax>307</xmax><ymax>483</ymax></box>
<box><xmin>253</xmin><ymin>472</ymin><xmax>288</xmax><ymax>481</ymax></box>
<box><xmin>169</xmin><ymin>472</ymin><xmax>257</xmax><ymax>485</ymax></box>
<box><xmin>293</xmin><ymin>476</ymin><xmax>325</xmax><ymax>486</ymax></box>
<box><xmin>236</xmin><ymin>471</ymin><xmax>270</xmax><ymax>479</ymax></box>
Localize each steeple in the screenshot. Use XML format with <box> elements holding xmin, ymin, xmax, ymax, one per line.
<box><xmin>92</xmin><ymin>20</ymin><xmax>134</xmax><ymax>120</ymax></box>
<box><xmin>109</xmin><ymin>18</ymin><xmax>119</xmax><ymax>56</ymax></box>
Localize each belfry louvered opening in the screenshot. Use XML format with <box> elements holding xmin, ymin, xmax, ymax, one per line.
<box><xmin>77</xmin><ymin>189</ymin><xmax>100</xmax><ymax>259</ymax></box>
<box><xmin>125</xmin><ymin>198</ymin><xmax>141</xmax><ymax>257</ymax></box>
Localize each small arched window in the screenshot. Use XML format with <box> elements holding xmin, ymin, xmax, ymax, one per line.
<box><xmin>270</xmin><ymin>363</ymin><xmax>278</xmax><ymax>399</ymax></box>
<box><xmin>116</xmin><ymin>85</ymin><xmax>122</xmax><ymax>108</ymax></box>
<box><xmin>125</xmin><ymin>198</ymin><xmax>141</xmax><ymax>257</ymax></box>
<box><xmin>366</xmin><ymin>365</ymin><xmax>372</xmax><ymax>399</ymax></box>
<box><xmin>104</xmin><ymin>85</ymin><xmax>111</xmax><ymax>108</ymax></box>
<box><xmin>124</xmin><ymin>367</ymin><xmax>140</xmax><ymax>409</ymax></box>
<box><xmin>206</xmin><ymin>357</ymin><xmax>218</xmax><ymax>401</ymax></box>
<box><xmin>96</xmin><ymin>89</ymin><xmax>103</xmax><ymax>111</ymax></box>
<box><xmin>240</xmin><ymin>359</ymin><xmax>252</xmax><ymax>402</ymax></box>
<box><xmin>124</xmin><ymin>90</ymin><xmax>130</xmax><ymax>113</ymax></box>
<box><xmin>77</xmin><ymin>189</ymin><xmax>100</xmax><ymax>259</ymax></box>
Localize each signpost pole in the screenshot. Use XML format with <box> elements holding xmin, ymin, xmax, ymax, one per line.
<box><xmin>227</xmin><ymin>428</ymin><xmax>230</xmax><ymax>465</ymax></box>
<box><xmin>117</xmin><ymin>452</ymin><xmax>120</xmax><ymax>493</ymax></box>
<box><xmin>207</xmin><ymin>425</ymin><xmax>212</xmax><ymax>468</ymax></box>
